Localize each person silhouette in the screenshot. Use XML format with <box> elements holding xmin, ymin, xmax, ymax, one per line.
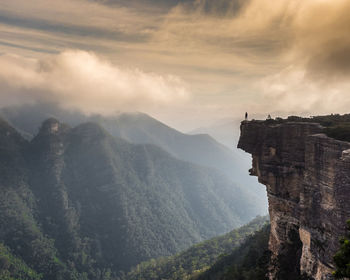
<box><xmin>245</xmin><ymin>112</ymin><xmax>248</xmax><ymax>120</ymax></box>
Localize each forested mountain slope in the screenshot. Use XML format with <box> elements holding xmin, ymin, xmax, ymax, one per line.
<box><xmin>0</xmin><ymin>243</ymin><xmax>42</xmax><ymax>280</ymax></box>
<box><xmin>0</xmin><ymin>118</ymin><xmax>264</xmax><ymax>279</ymax></box>
<box><xmin>0</xmin><ymin>103</ymin><xmax>267</xmax><ymax>210</ymax></box>
<box><xmin>195</xmin><ymin>225</ymin><xmax>270</xmax><ymax>280</ymax></box>
<box><xmin>0</xmin><ymin>104</ymin><xmax>243</xmax><ymax>179</ymax></box>
<box><xmin>125</xmin><ymin>216</ymin><xmax>269</xmax><ymax>280</ymax></box>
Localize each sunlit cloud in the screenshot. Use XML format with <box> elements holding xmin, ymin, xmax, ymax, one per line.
<box><xmin>0</xmin><ymin>0</ymin><xmax>350</xmax><ymax>129</ymax></box>
<box><xmin>0</xmin><ymin>50</ymin><xmax>189</xmax><ymax>115</ymax></box>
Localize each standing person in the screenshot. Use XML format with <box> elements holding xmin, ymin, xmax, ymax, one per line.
<box><xmin>245</xmin><ymin>112</ymin><xmax>248</xmax><ymax>120</ymax></box>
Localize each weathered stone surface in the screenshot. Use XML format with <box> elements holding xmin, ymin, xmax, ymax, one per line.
<box><xmin>238</xmin><ymin>120</ymin><xmax>350</xmax><ymax>280</ymax></box>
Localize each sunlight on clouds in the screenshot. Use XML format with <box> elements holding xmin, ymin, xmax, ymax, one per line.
<box><xmin>0</xmin><ymin>50</ymin><xmax>189</xmax><ymax>115</ymax></box>
<box><xmin>147</xmin><ymin>0</ymin><xmax>350</xmax><ymax>120</ymax></box>
<box><xmin>260</xmin><ymin>64</ymin><xmax>350</xmax><ymax>116</ymax></box>
<box><xmin>1</xmin><ymin>0</ymin><xmax>350</xmax><ymax>127</ymax></box>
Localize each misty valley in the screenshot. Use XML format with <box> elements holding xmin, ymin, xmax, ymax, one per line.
<box><xmin>1</xmin><ymin>105</ymin><xmax>350</xmax><ymax>280</ymax></box>
<box><xmin>0</xmin><ymin>104</ymin><xmax>268</xmax><ymax>280</ymax></box>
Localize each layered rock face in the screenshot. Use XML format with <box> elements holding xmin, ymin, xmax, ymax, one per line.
<box><xmin>238</xmin><ymin>120</ymin><xmax>350</xmax><ymax>280</ymax></box>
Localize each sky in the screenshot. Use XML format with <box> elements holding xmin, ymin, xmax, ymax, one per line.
<box><xmin>0</xmin><ymin>0</ymin><xmax>350</xmax><ymax>130</ymax></box>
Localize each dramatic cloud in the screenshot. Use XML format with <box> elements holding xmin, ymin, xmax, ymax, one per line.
<box><xmin>139</xmin><ymin>0</ymin><xmax>350</xmax><ymax>119</ymax></box>
<box><xmin>254</xmin><ymin>0</ymin><xmax>350</xmax><ymax>114</ymax></box>
<box><xmin>158</xmin><ymin>0</ymin><xmax>350</xmax><ymax>75</ymax></box>
<box><xmin>1</xmin><ymin>0</ymin><xmax>350</xmax><ymax>129</ymax></box>
<box><xmin>0</xmin><ymin>50</ymin><xmax>189</xmax><ymax>115</ymax></box>
<box><xmin>292</xmin><ymin>0</ymin><xmax>350</xmax><ymax>81</ymax></box>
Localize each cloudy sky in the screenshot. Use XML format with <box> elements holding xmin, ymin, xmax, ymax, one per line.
<box><xmin>0</xmin><ymin>0</ymin><xmax>349</xmax><ymax>130</ymax></box>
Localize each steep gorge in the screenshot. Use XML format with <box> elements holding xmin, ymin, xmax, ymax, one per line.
<box><xmin>238</xmin><ymin>120</ymin><xmax>350</xmax><ymax>280</ymax></box>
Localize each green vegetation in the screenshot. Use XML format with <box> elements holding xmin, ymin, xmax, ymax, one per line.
<box><xmin>0</xmin><ymin>243</ymin><xmax>42</xmax><ymax>280</ymax></box>
<box><xmin>333</xmin><ymin>220</ymin><xmax>350</xmax><ymax>278</ymax></box>
<box><xmin>125</xmin><ymin>216</ymin><xmax>269</xmax><ymax>280</ymax></box>
<box><xmin>262</xmin><ymin>113</ymin><xmax>350</xmax><ymax>127</ymax></box>
<box><xmin>0</xmin><ymin>118</ymin><xmax>266</xmax><ymax>279</ymax></box>
<box><xmin>324</xmin><ymin>124</ymin><xmax>350</xmax><ymax>142</ymax></box>
<box><xmin>0</xmin><ymin>103</ymin><xmax>269</xmax><ymax>204</ymax></box>
<box><xmin>261</xmin><ymin>114</ymin><xmax>350</xmax><ymax>142</ymax></box>
<box><xmin>0</xmin><ymin>119</ymin><xmax>75</xmax><ymax>279</ymax></box>
<box><xmin>194</xmin><ymin>224</ymin><xmax>270</xmax><ymax>280</ymax></box>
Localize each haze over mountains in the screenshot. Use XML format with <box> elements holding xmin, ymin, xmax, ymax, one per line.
<box><xmin>0</xmin><ymin>109</ymin><xmax>267</xmax><ymax>279</ymax></box>
<box><xmin>188</xmin><ymin>118</ymin><xmax>259</xmax><ymax>194</ymax></box>
<box><xmin>1</xmin><ymin>103</ymin><xmax>268</xmax><ymax>204</ymax></box>
<box><xmin>189</xmin><ymin>118</ymin><xmax>241</xmax><ymax>149</ymax></box>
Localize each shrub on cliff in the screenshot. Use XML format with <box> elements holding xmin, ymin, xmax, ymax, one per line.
<box><xmin>333</xmin><ymin>220</ymin><xmax>350</xmax><ymax>278</ymax></box>
<box><xmin>324</xmin><ymin>124</ymin><xmax>350</xmax><ymax>142</ymax></box>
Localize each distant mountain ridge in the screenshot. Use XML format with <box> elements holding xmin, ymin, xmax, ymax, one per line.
<box><xmin>0</xmin><ymin>103</ymin><xmax>267</xmax><ymax>209</ymax></box>
<box><xmin>0</xmin><ymin>117</ymin><xmax>265</xmax><ymax>279</ymax></box>
<box><xmin>189</xmin><ymin>118</ymin><xmax>241</xmax><ymax>149</ymax></box>
<box><xmin>1</xmin><ymin>104</ymin><xmax>240</xmax><ymax>178</ymax></box>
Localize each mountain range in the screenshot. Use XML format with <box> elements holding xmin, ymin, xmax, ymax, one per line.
<box><xmin>1</xmin><ymin>103</ymin><xmax>267</xmax><ymax>207</ymax></box>
<box><xmin>0</xmin><ymin>116</ymin><xmax>266</xmax><ymax>279</ymax></box>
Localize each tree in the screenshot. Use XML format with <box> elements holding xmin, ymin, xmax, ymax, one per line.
<box><xmin>333</xmin><ymin>220</ymin><xmax>350</xmax><ymax>278</ymax></box>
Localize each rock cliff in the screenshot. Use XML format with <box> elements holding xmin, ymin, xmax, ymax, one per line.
<box><xmin>238</xmin><ymin>120</ymin><xmax>350</xmax><ymax>280</ymax></box>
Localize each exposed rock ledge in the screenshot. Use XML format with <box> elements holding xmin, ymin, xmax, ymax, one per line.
<box><xmin>238</xmin><ymin>120</ymin><xmax>350</xmax><ymax>280</ymax></box>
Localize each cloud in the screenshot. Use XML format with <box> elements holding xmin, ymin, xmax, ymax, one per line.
<box><xmin>154</xmin><ymin>0</ymin><xmax>350</xmax><ymax>76</ymax></box>
<box><xmin>247</xmin><ymin>0</ymin><xmax>350</xmax><ymax>114</ymax></box>
<box><xmin>291</xmin><ymin>0</ymin><xmax>350</xmax><ymax>81</ymax></box>
<box><xmin>0</xmin><ymin>50</ymin><xmax>189</xmax><ymax>115</ymax></box>
<box><xmin>258</xmin><ymin>64</ymin><xmax>350</xmax><ymax>117</ymax></box>
<box><xmin>1</xmin><ymin>0</ymin><xmax>350</xmax><ymax>127</ymax></box>
<box><xmin>154</xmin><ymin>0</ymin><xmax>350</xmax><ymax>116</ymax></box>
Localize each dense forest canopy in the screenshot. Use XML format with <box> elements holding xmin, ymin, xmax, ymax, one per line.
<box><xmin>125</xmin><ymin>216</ymin><xmax>269</xmax><ymax>280</ymax></box>
<box><xmin>0</xmin><ymin>117</ymin><xmax>266</xmax><ymax>279</ymax></box>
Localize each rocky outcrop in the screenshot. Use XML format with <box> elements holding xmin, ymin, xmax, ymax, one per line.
<box><xmin>238</xmin><ymin>120</ymin><xmax>350</xmax><ymax>280</ymax></box>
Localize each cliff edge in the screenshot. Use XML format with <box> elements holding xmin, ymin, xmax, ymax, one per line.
<box><xmin>238</xmin><ymin>120</ymin><xmax>350</xmax><ymax>280</ymax></box>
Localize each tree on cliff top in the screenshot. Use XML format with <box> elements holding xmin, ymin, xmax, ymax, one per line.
<box><xmin>333</xmin><ymin>220</ymin><xmax>350</xmax><ymax>278</ymax></box>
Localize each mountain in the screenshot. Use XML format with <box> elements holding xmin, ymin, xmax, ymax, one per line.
<box><xmin>0</xmin><ymin>104</ymin><xmax>246</xmax><ymax>180</ymax></box>
<box><xmin>0</xmin><ymin>118</ymin><xmax>265</xmax><ymax>279</ymax></box>
<box><xmin>0</xmin><ymin>103</ymin><xmax>268</xmax><ymax>211</ymax></box>
<box><xmin>188</xmin><ymin>118</ymin><xmax>262</xmax><ymax>197</ymax></box>
<box><xmin>0</xmin><ymin>118</ymin><xmax>68</xmax><ymax>279</ymax></box>
<box><xmin>194</xmin><ymin>223</ymin><xmax>270</xmax><ymax>280</ymax></box>
<box><xmin>188</xmin><ymin>118</ymin><xmax>241</xmax><ymax>149</ymax></box>
<box><xmin>89</xmin><ymin>113</ymin><xmax>240</xmax><ymax>178</ymax></box>
<box><xmin>125</xmin><ymin>216</ymin><xmax>269</xmax><ymax>280</ymax></box>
